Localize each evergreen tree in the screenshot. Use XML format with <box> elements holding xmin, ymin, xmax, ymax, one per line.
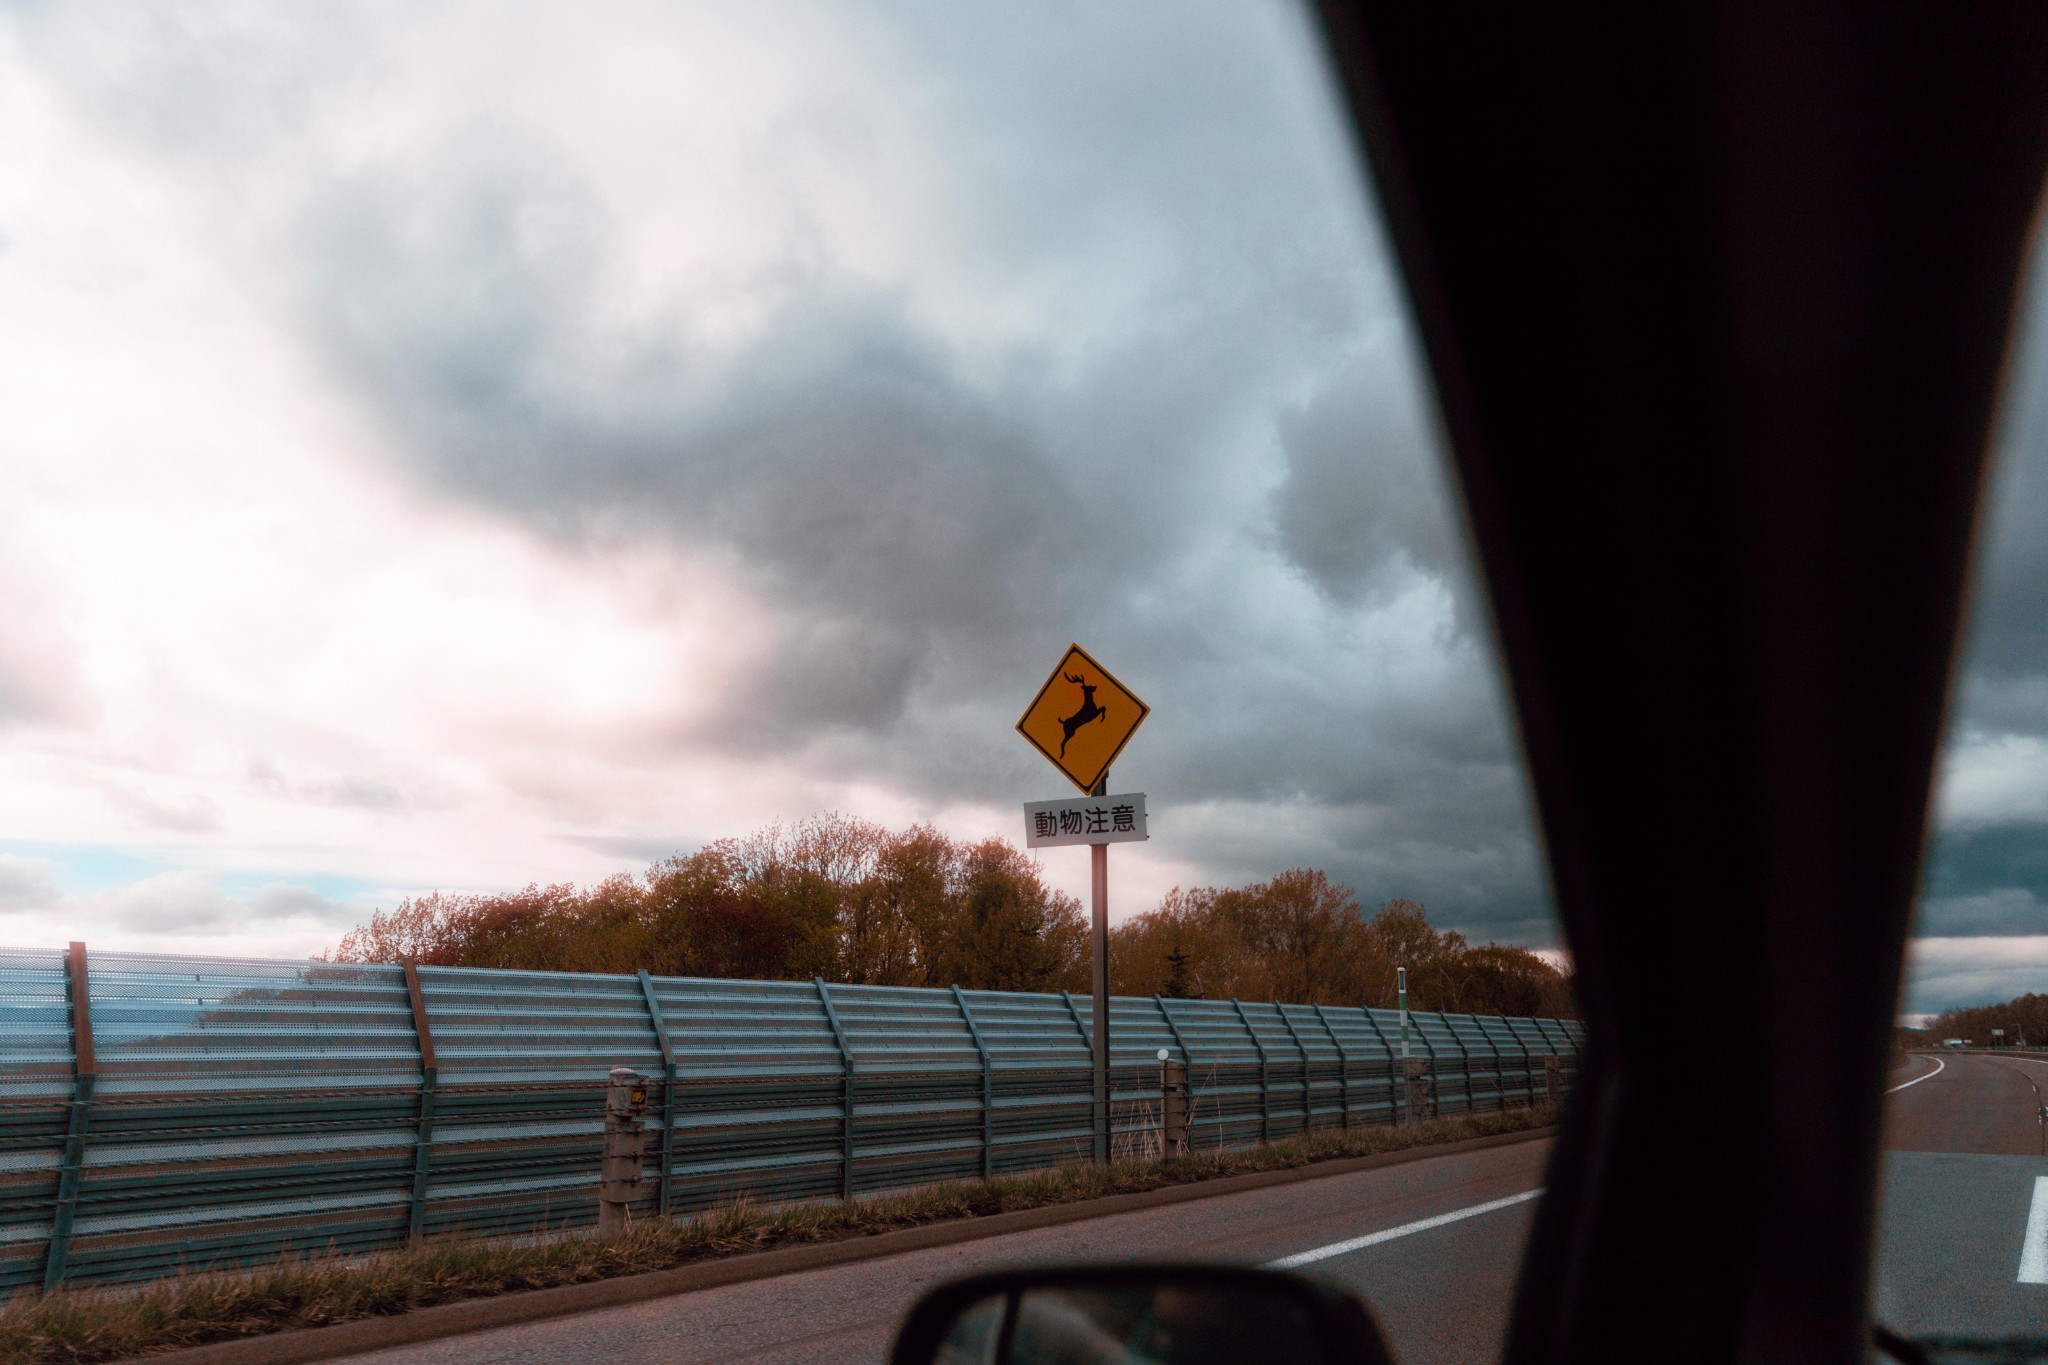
<box><xmin>1162</xmin><ymin>943</ymin><xmax>1196</xmax><ymax>998</ymax></box>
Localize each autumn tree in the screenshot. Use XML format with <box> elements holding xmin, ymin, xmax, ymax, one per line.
<box><xmin>1110</xmin><ymin>873</ymin><xmax>1383</xmax><ymax>1005</ymax></box>
<box><xmin>928</xmin><ymin>838</ymin><xmax>1088</xmax><ymax>993</ymax></box>
<box><xmin>1111</xmin><ymin>883</ymin><xmax>1573</xmax><ymax>1017</ymax></box>
<box><xmin>326</xmin><ymin>813</ymin><xmax>1086</xmax><ymax>992</ymax></box>
<box><xmin>323</xmin><ymin>819</ymin><xmax>1572</xmax><ymax>1018</ymax></box>
<box><xmin>845</xmin><ymin>824</ymin><xmax>954</xmax><ymax>986</ymax></box>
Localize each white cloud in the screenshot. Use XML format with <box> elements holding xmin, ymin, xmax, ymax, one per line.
<box><xmin>1932</xmin><ymin>732</ymin><xmax>2048</xmax><ymax>829</ymax></box>
<box><xmin>0</xmin><ymin>854</ymin><xmax>61</xmax><ymax>910</ymax></box>
<box><xmin>246</xmin><ymin>881</ymin><xmax>353</xmax><ymax>922</ymax></box>
<box><xmin>1904</xmin><ymin>935</ymin><xmax>2048</xmax><ymax>1014</ymax></box>
<box><xmin>0</xmin><ymin>867</ymin><xmax>369</xmax><ymax>960</ymax></box>
<box><xmin>89</xmin><ymin>869</ymin><xmax>236</xmax><ymax>932</ymax></box>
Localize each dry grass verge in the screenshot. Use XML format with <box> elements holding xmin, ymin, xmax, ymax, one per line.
<box><xmin>1</xmin><ymin>1105</ymin><xmax>1556</xmax><ymax>1363</ymax></box>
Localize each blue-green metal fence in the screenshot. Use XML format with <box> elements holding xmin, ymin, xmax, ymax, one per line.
<box><xmin>0</xmin><ymin>944</ymin><xmax>1581</xmax><ymax>1295</ymax></box>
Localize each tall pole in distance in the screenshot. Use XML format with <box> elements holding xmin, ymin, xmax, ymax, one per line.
<box><xmin>1091</xmin><ymin>767</ymin><xmax>1111</xmax><ymax>1162</ymax></box>
<box><xmin>1398</xmin><ymin>966</ymin><xmax>1409</xmax><ymax>1060</ymax></box>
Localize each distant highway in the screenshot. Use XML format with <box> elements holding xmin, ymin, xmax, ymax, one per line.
<box><xmin>338</xmin><ymin>1056</ymin><xmax>2048</xmax><ymax>1364</ymax></box>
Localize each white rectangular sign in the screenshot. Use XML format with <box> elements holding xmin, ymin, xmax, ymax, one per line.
<box><xmin>1023</xmin><ymin>792</ymin><xmax>1148</xmax><ymax>848</ymax></box>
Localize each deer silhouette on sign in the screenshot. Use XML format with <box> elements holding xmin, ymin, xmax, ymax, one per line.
<box><xmin>1058</xmin><ymin>673</ymin><xmax>1107</xmax><ymax>756</ymax></box>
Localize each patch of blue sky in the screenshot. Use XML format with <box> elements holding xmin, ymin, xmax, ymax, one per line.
<box><xmin>0</xmin><ymin>840</ymin><xmax>384</xmax><ymax>908</ymax></box>
<box><xmin>0</xmin><ymin>840</ymin><xmax>167</xmax><ymax>893</ymax></box>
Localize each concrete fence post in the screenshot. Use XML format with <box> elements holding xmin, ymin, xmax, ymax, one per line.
<box><xmin>1544</xmin><ymin>1053</ymin><xmax>1564</xmax><ymax>1105</ymax></box>
<box><xmin>599</xmin><ymin>1067</ymin><xmax>649</xmax><ymax>1237</ymax></box>
<box><xmin>1158</xmin><ymin>1051</ymin><xmax>1190</xmax><ymax>1158</ymax></box>
<box><xmin>1405</xmin><ymin>1056</ymin><xmax>1433</xmax><ymax>1123</ymax></box>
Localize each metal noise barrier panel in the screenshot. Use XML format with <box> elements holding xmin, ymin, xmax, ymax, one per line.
<box><xmin>0</xmin><ymin>945</ymin><xmax>1583</xmax><ymax>1295</ymax></box>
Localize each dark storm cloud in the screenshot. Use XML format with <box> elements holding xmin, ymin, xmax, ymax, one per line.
<box><xmin>271</xmin><ymin>4</ymin><xmax>1547</xmax><ymax>940</ymax></box>
<box><xmin>1924</xmin><ymin>826</ymin><xmax>2048</xmax><ymax>932</ymax></box>
<box><xmin>1950</xmin><ymin>257</ymin><xmax>2048</xmax><ymax>693</ymax></box>
<box><xmin>1915</xmin><ymin>240</ymin><xmax>2048</xmax><ymax>945</ymax></box>
<box><xmin>1270</xmin><ymin>338</ymin><xmax>1475</xmax><ymax>613</ymax></box>
<box><xmin>301</xmin><ymin>142</ymin><xmax>1101</xmax><ymax>734</ymax></box>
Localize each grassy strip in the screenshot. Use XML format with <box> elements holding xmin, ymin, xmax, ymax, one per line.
<box><xmin>2</xmin><ymin>1105</ymin><xmax>1555</xmax><ymax>1363</ymax></box>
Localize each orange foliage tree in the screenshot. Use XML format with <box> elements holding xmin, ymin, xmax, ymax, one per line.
<box><xmin>1111</xmin><ymin>882</ymin><xmax>1572</xmax><ymax>1016</ymax></box>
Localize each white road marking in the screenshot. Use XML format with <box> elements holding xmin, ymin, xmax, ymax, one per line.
<box><xmin>2018</xmin><ymin>1177</ymin><xmax>2048</xmax><ymax>1284</ymax></box>
<box><xmin>1265</xmin><ymin>1189</ymin><xmax>1545</xmax><ymax>1270</ymax></box>
<box><xmin>1887</xmin><ymin>1055</ymin><xmax>1945</xmax><ymax>1093</ymax></box>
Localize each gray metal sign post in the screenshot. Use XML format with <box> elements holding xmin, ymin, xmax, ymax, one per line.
<box><xmin>1090</xmin><ymin>771</ymin><xmax>1110</xmax><ymax>1162</ymax></box>
<box><xmin>1022</xmin><ymin>781</ymin><xmax>1151</xmax><ymax>1162</ymax></box>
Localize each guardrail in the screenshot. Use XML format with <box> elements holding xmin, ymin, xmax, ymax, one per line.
<box><xmin>0</xmin><ymin>944</ymin><xmax>1582</xmax><ymax>1295</ymax></box>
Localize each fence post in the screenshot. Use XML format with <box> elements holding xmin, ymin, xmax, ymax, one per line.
<box><xmin>1312</xmin><ymin>1004</ymin><xmax>1350</xmax><ymax>1130</ymax></box>
<box><xmin>1486</xmin><ymin>1018</ymin><xmax>1510</xmax><ymax>1110</ymax></box>
<box><xmin>1545</xmin><ymin>1053</ymin><xmax>1564</xmax><ymax>1104</ymax></box>
<box><xmin>1501</xmin><ymin>1016</ymin><xmax>1531</xmax><ymax>1108</ymax></box>
<box><xmin>953</xmin><ymin>986</ymin><xmax>993</xmax><ymax>1179</ymax></box>
<box><xmin>1412</xmin><ymin>1011</ymin><xmax>1442</xmax><ymax>1118</ymax></box>
<box><xmin>1159</xmin><ymin>1054</ymin><xmax>1190</xmax><ymax>1157</ymax></box>
<box><xmin>43</xmin><ymin>941</ymin><xmax>96</xmax><ymax>1291</ymax></box>
<box><xmin>1360</xmin><ymin>1010</ymin><xmax>1402</xmax><ymax>1125</ymax></box>
<box><xmin>1060</xmin><ymin>990</ymin><xmax>1103</xmax><ymax>1159</ymax></box>
<box><xmin>1406</xmin><ymin>1057</ymin><xmax>1433</xmax><ymax>1120</ymax></box>
<box><xmin>636</xmin><ymin>970</ymin><xmax>678</xmax><ymax>1216</ymax></box>
<box><xmin>1154</xmin><ymin>996</ymin><xmax>1193</xmax><ymax>1064</ymax></box>
<box><xmin>815</xmin><ymin>979</ymin><xmax>856</xmax><ymax>1199</ymax></box>
<box><xmin>1273</xmin><ymin>1005</ymin><xmax>1310</xmax><ymax>1134</ymax></box>
<box><xmin>403</xmin><ymin>964</ymin><xmax>438</xmax><ymax>1240</ymax></box>
<box><xmin>1229</xmin><ymin>999</ymin><xmax>1269</xmax><ymax>1144</ymax></box>
<box><xmin>599</xmin><ymin>1068</ymin><xmax>650</xmax><ymax>1236</ymax></box>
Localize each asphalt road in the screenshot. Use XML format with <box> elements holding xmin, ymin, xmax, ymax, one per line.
<box><xmin>338</xmin><ymin>1138</ymin><xmax>1550</xmax><ymax>1365</ymax></box>
<box><xmin>1873</xmin><ymin>1050</ymin><xmax>2048</xmax><ymax>1340</ymax></box>
<box><xmin>338</xmin><ymin>1055</ymin><xmax>2048</xmax><ymax>1364</ymax></box>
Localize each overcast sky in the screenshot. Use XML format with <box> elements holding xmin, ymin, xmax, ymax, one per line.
<box><xmin>0</xmin><ymin>2</ymin><xmax>2042</xmax><ymax>1013</ymax></box>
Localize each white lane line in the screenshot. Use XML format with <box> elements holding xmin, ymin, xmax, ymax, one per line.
<box><xmin>1887</xmin><ymin>1056</ymin><xmax>1945</xmax><ymax>1093</ymax></box>
<box><xmin>2018</xmin><ymin>1177</ymin><xmax>2048</xmax><ymax>1283</ymax></box>
<box><xmin>1265</xmin><ymin>1189</ymin><xmax>1545</xmax><ymax>1270</ymax></box>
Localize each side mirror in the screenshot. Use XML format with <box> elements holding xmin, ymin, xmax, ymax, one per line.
<box><xmin>888</xmin><ymin>1264</ymin><xmax>1396</xmax><ymax>1365</ymax></box>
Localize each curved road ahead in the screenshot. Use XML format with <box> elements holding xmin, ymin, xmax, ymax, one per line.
<box><xmin>1884</xmin><ymin>1049</ymin><xmax>2048</xmax><ymax>1155</ymax></box>
<box><xmin>338</xmin><ymin>1054</ymin><xmax>2048</xmax><ymax>1364</ymax></box>
<box><xmin>1874</xmin><ymin>1050</ymin><xmax>2048</xmax><ymax>1341</ymax></box>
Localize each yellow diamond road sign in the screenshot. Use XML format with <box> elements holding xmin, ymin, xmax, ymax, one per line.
<box><xmin>1016</xmin><ymin>644</ymin><xmax>1149</xmax><ymax>795</ymax></box>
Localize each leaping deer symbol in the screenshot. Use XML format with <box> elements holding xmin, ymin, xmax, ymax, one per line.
<box><xmin>1058</xmin><ymin>673</ymin><xmax>1107</xmax><ymax>757</ymax></box>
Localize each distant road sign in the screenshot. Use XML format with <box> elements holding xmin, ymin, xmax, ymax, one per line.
<box><xmin>1016</xmin><ymin>644</ymin><xmax>1149</xmax><ymax>794</ymax></box>
<box><xmin>1023</xmin><ymin>792</ymin><xmax>1149</xmax><ymax>848</ymax></box>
